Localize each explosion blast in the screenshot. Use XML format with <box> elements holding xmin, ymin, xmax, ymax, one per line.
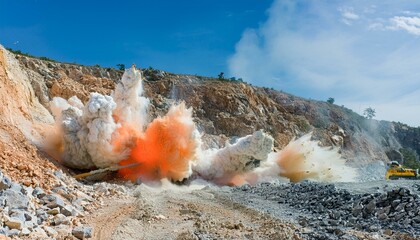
<box><xmin>46</xmin><ymin>66</ymin><xmax>357</xmax><ymax>185</ymax></box>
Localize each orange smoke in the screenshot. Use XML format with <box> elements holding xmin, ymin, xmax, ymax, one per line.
<box><xmin>118</xmin><ymin>102</ymin><xmax>199</xmax><ymax>182</ymax></box>
<box><xmin>275</xmin><ymin>146</ymin><xmax>317</xmax><ymax>183</ymax></box>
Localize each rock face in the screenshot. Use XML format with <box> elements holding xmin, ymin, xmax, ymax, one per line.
<box><xmin>1</xmin><ymin>45</ymin><xmax>419</xmax><ymax>182</ymax></box>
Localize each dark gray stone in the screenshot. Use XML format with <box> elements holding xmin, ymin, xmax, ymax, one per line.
<box><xmin>352</xmin><ymin>204</ymin><xmax>363</xmax><ymax>217</ymax></box>
<box><xmin>377</xmin><ymin>206</ymin><xmax>391</xmax><ymax>216</ymax></box>
<box><xmin>32</xmin><ymin>187</ymin><xmax>45</xmax><ymax>198</ymax></box>
<box><xmin>395</xmin><ymin>212</ymin><xmax>406</xmax><ymax>221</ymax></box>
<box><xmin>378</xmin><ymin>213</ymin><xmax>388</xmax><ymax>220</ymax></box>
<box><xmin>365</xmin><ymin>199</ymin><xmax>376</xmax><ymax>214</ymax></box>
<box><xmin>391</xmin><ymin>199</ymin><xmax>401</xmax><ymax>208</ymax></box>
<box><xmin>43</xmin><ymin>194</ymin><xmax>66</xmax><ymax>209</ymax></box>
<box><xmin>399</xmin><ymin>188</ymin><xmax>410</xmax><ymax>196</ymax></box>
<box><xmin>61</xmin><ymin>205</ymin><xmax>75</xmax><ymax>217</ymax></box>
<box><xmin>413</xmin><ymin>216</ymin><xmax>420</xmax><ymax>223</ymax></box>
<box><xmin>395</xmin><ymin>203</ymin><xmax>407</xmax><ymax>212</ymax></box>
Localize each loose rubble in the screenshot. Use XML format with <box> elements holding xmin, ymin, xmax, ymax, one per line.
<box><xmin>0</xmin><ymin>169</ymin><xmax>128</xmax><ymax>239</ymax></box>
<box><xmin>234</xmin><ymin>180</ymin><xmax>420</xmax><ymax>239</ymax></box>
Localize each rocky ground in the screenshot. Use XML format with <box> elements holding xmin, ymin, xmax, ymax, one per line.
<box><xmin>4</xmin><ymin>163</ymin><xmax>419</xmax><ymax>240</ymax></box>
<box><xmin>229</xmin><ymin>180</ymin><xmax>420</xmax><ymax>240</ymax></box>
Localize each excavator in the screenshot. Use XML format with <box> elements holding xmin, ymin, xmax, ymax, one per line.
<box><xmin>385</xmin><ymin>161</ymin><xmax>419</xmax><ymax>180</ymax></box>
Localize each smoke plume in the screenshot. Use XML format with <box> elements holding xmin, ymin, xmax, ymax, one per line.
<box><xmin>118</xmin><ymin>102</ymin><xmax>200</xmax><ymax>182</ymax></box>
<box><xmin>46</xmin><ymin>66</ymin><xmax>357</xmax><ymax>185</ymax></box>
<box><xmin>193</xmin><ymin>130</ymin><xmax>274</xmax><ymax>185</ymax></box>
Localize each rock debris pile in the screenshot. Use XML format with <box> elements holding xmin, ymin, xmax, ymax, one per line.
<box><xmin>0</xmin><ymin>169</ymin><xmax>127</xmax><ymax>239</ymax></box>
<box><xmin>236</xmin><ymin>181</ymin><xmax>420</xmax><ymax>239</ymax></box>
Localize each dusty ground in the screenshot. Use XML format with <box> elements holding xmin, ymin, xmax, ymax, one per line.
<box><xmin>83</xmin><ymin>179</ymin><xmax>420</xmax><ymax>240</ymax></box>
<box><xmin>85</xmin><ymin>181</ymin><xmax>302</xmax><ymax>240</ymax></box>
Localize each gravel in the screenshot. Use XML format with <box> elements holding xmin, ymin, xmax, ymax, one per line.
<box><xmin>231</xmin><ymin>180</ymin><xmax>420</xmax><ymax>239</ymax></box>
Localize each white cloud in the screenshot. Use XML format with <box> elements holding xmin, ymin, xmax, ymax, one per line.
<box><xmin>228</xmin><ymin>0</ymin><xmax>420</xmax><ymax>127</ymax></box>
<box><xmin>339</xmin><ymin>7</ymin><xmax>359</xmax><ymax>25</ymax></box>
<box><xmin>389</xmin><ymin>16</ymin><xmax>420</xmax><ymax>35</ymax></box>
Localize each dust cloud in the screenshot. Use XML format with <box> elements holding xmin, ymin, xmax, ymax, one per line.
<box><xmin>45</xmin><ymin>66</ymin><xmax>357</xmax><ymax>185</ymax></box>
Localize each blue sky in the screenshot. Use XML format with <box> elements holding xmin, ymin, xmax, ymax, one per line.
<box><xmin>0</xmin><ymin>0</ymin><xmax>271</xmax><ymax>75</ymax></box>
<box><xmin>1</xmin><ymin>0</ymin><xmax>420</xmax><ymax>127</ymax></box>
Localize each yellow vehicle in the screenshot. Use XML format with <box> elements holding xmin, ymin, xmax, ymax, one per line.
<box><xmin>385</xmin><ymin>161</ymin><xmax>419</xmax><ymax>180</ymax></box>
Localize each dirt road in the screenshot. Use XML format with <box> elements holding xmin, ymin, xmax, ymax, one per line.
<box><xmin>87</xmin><ymin>181</ymin><xmax>302</xmax><ymax>240</ymax></box>
<box><xmin>86</xmin><ymin>179</ymin><xmax>420</xmax><ymax>240</ymax></box>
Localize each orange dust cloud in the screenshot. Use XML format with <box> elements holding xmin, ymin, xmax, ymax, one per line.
<box><xmin>119</xmin><ymin>102</ymin><xmax>199</xmax><ymax>182</ymax></box>
<box><xmin>41</xmin><ymin>124</ymin><xmax>65</xmax><ymax>163</ymax></box>
<box><xmin>275</xmin><ymin>145</ymin><xmax>317</xmax><ymax>183</ymax></box>
<box><xmin>274</xmin><ymin>133</ymin><xmax>356</xmax><ymax>183</ymax></box>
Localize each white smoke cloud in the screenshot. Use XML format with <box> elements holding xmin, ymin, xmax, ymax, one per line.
<box><xmin>112</xmin><ymin>65</ymin><xmax>150</xmax><ymax>129</ymax></box>
<box><xmin>78</xmin><ymin>93</ymin><xmax>126</xmax><ymax>168</ymax></box>
<box><xmin>49</xmin><ymin>67</ymin><xmax>145</xmax><ymax>169</ymax></box>
<box><xmin>228</xmin><ymin>0</ymin><xmax>420</xmax><ymax>127</ymax></box>
<box><xmin>194</xmin><ymin>130</ymin><xmax>274</xmax><ymax>182</ymax></box>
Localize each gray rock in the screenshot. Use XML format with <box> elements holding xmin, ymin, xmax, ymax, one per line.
<box><xmin>399</xmin><ymin>188</ymin><xmax>410</xmax><ymax>196</ymax></box>
<box><xmin>352</xmin><ymin>204</ymin><xmax>363</xmax><ymax>217</ymax></box>
<box><xmin>72</xmin><ymin>226</ymin><xmax>93</xmax><ymax>239</ymax></box>
<box><xmin>2</xmin><ymin>189</ymin><xmax>29</xmax><ymax>209</ymax></box>
<box><xmin>377</xmin><ymin>206</ymin><xmax>391</xmax><ymax>216</ymax></box>
<box><xmin>52</xmin><ymin>213</ymin><xmax>70</xmax><ymax>226</ymax></box>
<box><xmin>0</xmin><ymin>228</ymin><xmax>7</xmax><ymax>236</ymax></box>
<box><xmin>341</xmin><ymin>234</ymin><xmax>358</xmax><ymax>240</ymax></box>
<box><xmin>0</xmin><ymin>172</ymin><xmax>12</xmax><ymax>190</ymax></box>
<box><xmin>9</xmin><ymin>182</ymin><xmax>23</xmax><ymax>193</ymax></box>
<box><xmin>30</xmin><ymin>227</ymin><xmax>48</xmax><ymax>238</ymax></box>
<box><xmin>330</xmin><ymin>210</ymin><xmax>341</xmax><ymax>220</ymax></box>
<box><xmin>395</xmin><ymin>203</ymin><xmax>407</xmax><ymax>212</ymax></box>
<box><xmin>0</xmin><ymin>196</ymin><xmax>6</xmax><ymax>207</ymax></box>
<box><xmin>365</xmin><ymin>199</ymin><xmax>376</xmax><ymax>214</ymax></box>
<box><xmin>24</xmin><ymin>212</ymin><xmax>33</xmax><ymax>221</ymax></box>
<box><xmin>348</xmin><ymin>217</ymin><xmax>357</xmax><ymax>224</ymax></box>
<box><xmin>44</xmin><ymin>194</ymin><xmax>66</xmax><ymax>209</ymax></box>
<box><xmin>413</xmin><ymin>216</ymin><xmax>420</xmax><ymax>223</ymax></box>
<box><xmin>44</xmin><ymin>226</ymin><xmax>58</xmax><ymax>238</ymax></box>
<box><xmin>32</xmin><ymin>187</ymin><xmax>46</xmax><ymax>198</ymax></box>
<box><xmin>378</xmin><ymin>213</ymin><xmax>388</xmax><ymax>220</ymax></box>
<box><xmin>61</xmin><ymin>205</ymin><xmax>76</xmax><ymax>217</ymax></box>
<box><xmin>21</xmin><ymin>227</ymin><xmax>31</xmax><ymax>236</ymax></box>
<box><xmin>9</xmin><ymin>210</ymin><xmax>26</xmax><ymax>223</ymax></box>
<box><xmin>53</xmin><ymin>170</ymin><xmax>64</xmax><ymax>179</ymax></box>
<box><xmin>391</xmin><ymin>199</ymin><xmax>401</xmax><ymax>208</ymax></box>
<box><xmin>7</xmin><ymin>229</ymin><xmax>20</xmax><ymax>237</ymax></box>
<box><xmin>378</xmin><ymin>213</ymin><xmax>388</xmax><ymax>221</ymax></box>
<box><xmin>394</xmin><ymin>212</ymin><xmax>406</xmax><ymax>221</ymax></box>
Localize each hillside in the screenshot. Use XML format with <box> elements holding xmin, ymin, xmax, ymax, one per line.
<box><xmin>1</xmin><ymin>45</ymin><xmax>420</xmax><ymax>239</ymax></box>
<box><xmin>8</xmin><ymin>46</ymin><xmax>420</xmax><ymax>169</ymax></box>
